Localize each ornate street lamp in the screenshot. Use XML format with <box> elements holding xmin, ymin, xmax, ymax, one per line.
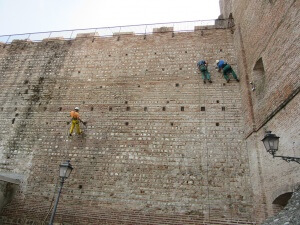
<box><xmin>49</xmin><ymin>160</ymin><xmax>73</xmax><ymax>225</ymax></box>
<box><xmin>262</xmin><ymin>131</ymin><xmax>300</xmax><ymax>164</ymax></box>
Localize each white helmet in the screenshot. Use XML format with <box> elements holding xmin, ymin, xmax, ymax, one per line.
<box><xmin>216</xmin><ymin>60</ymin><xmax>220</xmax><ymax>65</ymax></box>
<box><xmin>74</xmin><ymin>107</ymin><xmax>79</xmax><ymax>111</ymax></box>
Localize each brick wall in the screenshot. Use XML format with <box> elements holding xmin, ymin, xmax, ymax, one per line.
<box><xmin>219</xmin><ymin>0</ymin><xmax>300</xmax><ymax>223</ymax></box>
<box><xmin>0</xmin><ymin>29</ymin><xmax>255</xmax><ymax>224</ymax></box>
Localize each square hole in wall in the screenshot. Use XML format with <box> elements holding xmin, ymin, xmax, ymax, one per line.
<box><xmin>201</xmin><ymin>107</ymin><xmax>205</xmax><ymax>111</ymax></box>
<box><xmin>181</xmin><ymin>106</ymin><xmax>184</xmax><ymax>111</ymax></box>
<box><xmin>125</xmin><ymin>122</ymin><xmax>129</xmax><ymax>126</ymax></box>
<box><xmin>222</xmin><ymin>106</ymin><xmax>225</xmax><ymax>111</ymax></box>
<box><xmin>216</xmin><ymin>123</ymin><xmax>219</xmax><ymax>126</ymax></box>
<box><xmin>109</xmin><ymin>107</ymin><xmax>112</xmax><ymax>111</ymax></box>
<box><xmin>162</xmin><ymin>107</ymin><xmax>166</xmax><ymax>111</ymax></box>
<box><xmin>144</xmin><ymin>107</ymin><xmax>147</xmax><ymax>111</ymax></box>
<box><xmin>126</xmin><ymin>106</ymin><xmax>130</xmax><ymax>111</ymax></box>
<box><xmin>176</xmin><ymin>83</ymin><xmax>179</xmax><ymax>87</ymax></box>
<box><xmin>216</xmin><ymin>100</ymin><xmax>219</xmax><ymax>103</ymax></box>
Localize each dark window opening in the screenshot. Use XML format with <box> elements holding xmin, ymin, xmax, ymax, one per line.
<box><xmin>222</xmin><ymin>106</ymin><xmax>225</xmax><ymax>111</ymax></box>
<box><xmin>201</xmin><ymin>107</ymin><xmax>205</xmax><ymax>111</ymax></box>
<box><xmin>181</xmin><ymin>106</ymin><xmax>184</xmax><ymax>111</ymax></box>
<box><xmin>162</xmin><ymin>107</ymin><xmax>166</xmax><ymax>111</ymax></box>
<box><xmin>216</xmin><ymin>123</ymin><xmax>219</xmax><ymax>126</ymax></box>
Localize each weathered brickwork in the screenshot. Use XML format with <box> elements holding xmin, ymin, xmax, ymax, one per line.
<box><xmin>0</xmin><ymin>29</ymin><xmax>255</xmax><ymax>224</ymax></box>
<box><xmin>220</xmin><ymin>0</ymin><xmax>300</xmax><ymax>223</ymax></box>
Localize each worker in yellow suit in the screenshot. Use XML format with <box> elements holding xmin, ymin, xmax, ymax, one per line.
<box><xmin>69</xmin><ymin>107</ymin><xmax>82</xmax><ymax>136</ymax></box>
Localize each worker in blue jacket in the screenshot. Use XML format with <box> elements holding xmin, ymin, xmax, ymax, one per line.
<box><xmin>197</xmin><ymin>60</ymin><xmax>212</xmax><ymax>83</ymax></box>
<box><xmin>216</xmin><ymin>60</ymin><xmax>239</xmax><ymax>82</ymax></box>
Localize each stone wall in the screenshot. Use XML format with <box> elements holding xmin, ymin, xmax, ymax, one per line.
<box><xmin>0</xmin><ymin>29</ymin><xmax>255</xmax><ymax>224</ymax></box>
<box><xmin>219</xmin><ymin>0</ymin><xmax>300</xmax><ymax>223</ymax></box>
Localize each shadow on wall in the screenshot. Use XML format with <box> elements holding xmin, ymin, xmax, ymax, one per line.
<box><xmin>0</xmin><ymin>181</ymin><xmax>17</xmax><ymax>212</ymax></box>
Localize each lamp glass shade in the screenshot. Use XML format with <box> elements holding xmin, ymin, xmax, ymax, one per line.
<box><xmin>59</xmin><ymin>160</ymin><xmax>73</xmax><ymax>179</ymax></box>
<box><xmin>262</xmin><ymin>132</ymin><xmax>280</xmax><ymax>152</ymax></box>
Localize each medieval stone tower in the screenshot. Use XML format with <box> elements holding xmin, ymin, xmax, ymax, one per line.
<box><xmin>0</xmin><ymin>0</ymin><xmax>299</xmax><ymax>224</ymax></box>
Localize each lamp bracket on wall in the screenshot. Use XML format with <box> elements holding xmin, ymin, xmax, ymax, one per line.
<box><xmin>262</xmin><ymin>131</ymin><xmax>300</xmax><ymax>164</ymax></box>
<box><xmin>273</xmin><ymin>155</ymin><xmax>300</xmax><ymax>164</ymax></box>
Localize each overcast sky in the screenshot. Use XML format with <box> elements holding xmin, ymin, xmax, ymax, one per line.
<box><xmin>0</xmin><ymin>0</ymin><xmax>220</xmax><ymax>35</ymax></box>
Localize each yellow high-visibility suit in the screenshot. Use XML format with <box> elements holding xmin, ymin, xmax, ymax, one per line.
<box><xmin>70</xmin><ymin>111</ymin><xmax>81</xmax><ymax>135</ymax></box>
